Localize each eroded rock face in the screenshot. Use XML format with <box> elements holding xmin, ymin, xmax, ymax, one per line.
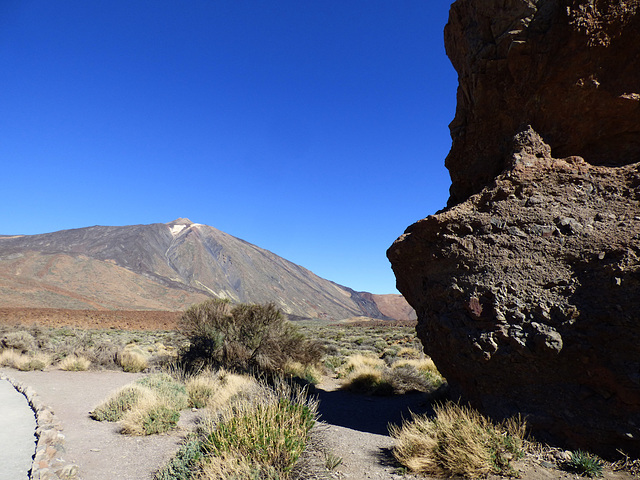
<box><xmin>389</xmin><ymin>129</ymin><xmax>640</xmax><ymax>456</ymax></box>
<box><xmin>389</xmin><ymin>0</ymin><xmax>640</xmax><ymax>457</ymax></box>
<box><xmin>445</xmin><ymin>0</ymin><xmax>640</xmax><ymax>205</ymax></box>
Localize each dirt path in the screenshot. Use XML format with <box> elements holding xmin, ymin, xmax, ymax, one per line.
<box><xmin>3</xmin><ymin>369</ymin><xmax>198</xmax><ymax>480</ymax></box>
<box><xmin>313</xmin><ymin>378</ymin><xmax>427</xmax><ymax>479</ymax></box>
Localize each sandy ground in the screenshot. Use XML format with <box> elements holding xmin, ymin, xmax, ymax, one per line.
<box><xmin>3</xmin><ymin>369</ymin><xmax>198</xmax><ymax>480</ymax></box>
<box><xmin>0</xmin><ymin>369</ymin><xmax>637</xmax><ymax>480</ymax></box>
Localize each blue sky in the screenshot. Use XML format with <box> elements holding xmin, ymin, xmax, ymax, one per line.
<box><xmin>0</xmin><ymin>1</ymin><xmax>457</xmax><ymax>294</ymax></box>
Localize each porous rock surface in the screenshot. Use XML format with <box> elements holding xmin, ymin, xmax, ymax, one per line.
<box><xmin>445</xmin><ymin>0</ymin><xmax>640</xmax><ymax>205</ymax></box>
<box><xmin>389</xmin><ymin>0</ymin><xmax>640</xmax><ymax>458</ymax></box>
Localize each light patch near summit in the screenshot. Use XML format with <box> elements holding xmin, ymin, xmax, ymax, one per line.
<box><xmin>170</xmin><ymin>225</ymin><xmax>187</xmax><ymax>236</ymax></box>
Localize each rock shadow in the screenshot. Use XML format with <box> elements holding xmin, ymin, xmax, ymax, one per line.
<box><xmin>310</xmin><ymin>385</ymin><xmax>437</xmax><ymax>436</ymax></box>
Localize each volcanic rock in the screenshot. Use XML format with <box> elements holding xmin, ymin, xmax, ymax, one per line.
<box><xmin>445</xmin><ymin>0</ymin><xmax>640</xmax><ymax>205</ymax></box>
<box><xmin>389</xmin><ymin>0</ymin><xmax>640</xmax><ymax>458</ymax></box>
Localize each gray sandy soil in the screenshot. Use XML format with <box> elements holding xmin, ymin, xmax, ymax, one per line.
<box><xmin>3</xmin><ymin>369</ymin><xmax>199</xmax><ymax>480</ymax></box>
<box><xmin>1</xmin><ymin>369</ymin><xmax>637</xmax><ymax>480</ymax></box>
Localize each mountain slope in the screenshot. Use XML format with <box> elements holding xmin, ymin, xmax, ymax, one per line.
<box><xmin>0</xmin><ymin>218</ymin><xmax>408</xmax><ymax>320</ymax></box>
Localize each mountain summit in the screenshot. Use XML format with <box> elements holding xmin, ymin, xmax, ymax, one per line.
<box><xmin>0</xmin><ymin>219</ymin><xmax>408</xmax><ymax>320</ymax></box>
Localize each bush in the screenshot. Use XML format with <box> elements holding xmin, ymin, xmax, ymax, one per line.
<box><xmin>155</xmin><ymin>439</ymin><xmax>203</xmax><ymax>480</ymax></box>
<box><xmin>389</xmin><ymin>402</ymin><xmax>526</xmax><ymax>478</ymax></box>
<box><xmin>200</xmin><ymin>381</ymin><xmax>318</xmax><ymax>478</ymax></box>
<box><xmin>185</xmin><ymin>373</ymin><xmax>217</xmax><ymax>409</ymax></box>
<box><xmin>117</xmin><ymin>347</ymin><xmax>149</xmax><ymax>373</ymax></box>
<box><xmin>91</xmin><ymin>373</ymin><xmax>188</xmax><ymax>426</ymax></box>
<box><xmin>121</xmin><ymin>399</ymin><xmax>180</xmax><ymax>435</ymax></box>
<box><xmin>1</xmin><ymin>331</ymin><xmax>36</xmax><ymax>352</ymax></box>
<box><xmin>58</xmin><ymin>354</ymin><xmax>91</xmax><ymax>371</ymax></box>
<box><xmin>178</xmin><ymin>300</ymin><xmax>323</xmax><ymax>374</ymax></box>
<box><xmin>136</xmin><ymin>373</ymin><xmax>189</xmax><ymax>410</ymax></box>
<box><xmin>564</xmin><ymin>450</ymin><xmax>604</xmax><ymax>477</ymax></box>
<box><xmin>342</xmin><ymin>366</ymin><xmax>394</xmax><ymax>395</ymax></box>
<box><xmin>90</xmin><ymin>384</ymin><xmax>150</xmax><ymax>422</ymax></box>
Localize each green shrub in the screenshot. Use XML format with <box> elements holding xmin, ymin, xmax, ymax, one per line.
<box><xmin>1</xmin><ymin>331</ymin><xmax>35</xmax><ymax>353</ymax></box>
<box><xmin>178</xmin><ymin>300</ymin><xmax>323</xmax><ymax>374</ymax></box>
<box><xmin>155</xmin><ymin>439</ymin><xmax>203</xmax><ymax>480</ymax></box>
<box><xmin>121</xmin><ymin>401</ymin><xmax>180</xmax><ymax>435</ymax></box>
<box><xmin>90</xmin><ymin>384</ymin><xmax>149</xmax><ymax>422</ymax></box>
<box><xmin>200</xmin><ymin>382</ymin><xmax>317</xmax><ymax>477</ymax></box>
<box><xmin>564</xmin><ymin>450</ymin><xmax>604</xmax><ymax>477</ymax></box>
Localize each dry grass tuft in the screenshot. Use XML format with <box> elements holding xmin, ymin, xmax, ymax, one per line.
<box><xmin>0</xmin><ymin>349</ymin><xmax>23</xmax><ymax>368</ymax></box>
<box><xmin>120</xmin><ymin>395</ymin><xmax>180</xmax><ymax>435</ymax></box>
<box><xmin>342</xmin><ymin>365</ymin><xmax>394</xmax><ymax>395</ymax></box>
<box><xmin>390</xmin><ymin>402</ymin><xmax>526</xmax><ymax>478</ymax></box>
<box><xmin>205</xmin><ymin>370</ymin><xmax>258</xmax><ymax>413</ymax></box>
<box><xmin>58</xmin><ymin>354</ymin><xmax>91</xmax><ymax>371</ymax></box>
<box><xmin>0</xmin><ymin>349</ymin><xmax>50</xmax><ymax>371</ymax></box>
<box><xmin>199</xmin><ymin>380</ymin><xmax>318</xmax><ymax>479</ymax></box>
<box><xmin>283</xmin><ymin>360</ymin><xmax>322</xmax><ymax>384</ymax></box>
<box><xmin>91</xmin><ymin>384</ymin><xmax>152</xmax><ymax>422</ymax></box>
<box><xmin>185</xmin><ymin>371</ymin><xmax>218</xmax><ymax>409</ymax></box>
<box><xmin>339</xmin><ymin>354</ymin><xmax>385</xmax><ymax>377</ymax></box>
<box><xmin>117</xmin><ymin>346</ymin><xmax>149</xmax><ymax>373</ymax></box>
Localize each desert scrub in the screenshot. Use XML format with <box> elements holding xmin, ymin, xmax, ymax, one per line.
<box><xmin>178</xmin><ymin>300</ymin><xmax>323</xmax><ymax>375</ymax></box>
<box><xmin>156</xmin><ymin>380</ymin><xmax>318</xmax><ymax>480</ymax></box>
<box><xmin>57</xmin><ymin>354</ymin><xmax>91</xmax><ymax>371</ymax></box>
<box><xmin>1</xmin><ymin>330</ymin><xmax>36</xmax><ymax>352</ymax></box>
<box><xmin>342</xmin><ymin>365</ymin><xmax>394</xmax><ymax>395</ymax></box>
<box><xmin>155</xmin><ymin>439</ymin><xmax>203</xmax><ymax>480</ymax></box>
<box><xmin>121</xmin><ymin>398</ymin><xmax>181</xmax><ymax>435</ymax></box>
<box><xmin>185</xmin><ymin>372</ymin><xmax>218</xmax><ymax>409</ymax></box>
<box><xmin>91</xmin><ymin>373</ymin><xmax>188</xmax><ymax>432</ymax></box>
<box><xmin>117</xmin><ymin>345</ymin><xmax>149</xmax><ymax>372</ymax></box>
<box><xmin>283</xmin><ymin>360</ymin><xmax>322</xmax><ymax>384</ymax></box>
<box><xmin>91</xmin><ymin>384</ymin><xmax>151</xmax><ymax>422</ymax></box>
<box><xmin>390</xmin><ymin>402</ymin><xmax>526</xmax><ymax>478</ymax></box>
<box><xmin>338</xmin><ymin>354</ymin><xmax>385</xmax><ymax>377</ymax></box>
<box><xmin>185</xmin><ymin>368</ymin><xmax>255</xmax><ymax>409</ymax></box>
<box><xmin>0</xmin><ymin>350</ymin><xmax>50</xmax><ymax>371</ymax></box>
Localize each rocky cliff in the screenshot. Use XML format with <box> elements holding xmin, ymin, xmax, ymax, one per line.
<box><xmin>445</xmin><ymin>0</ymin><xmax>640</xmax><ymax>205</ymax></box>
<box><xmin>389</xmin><ymin>0</ymin><xmax>640</xmax><ymax>458</ymax></box>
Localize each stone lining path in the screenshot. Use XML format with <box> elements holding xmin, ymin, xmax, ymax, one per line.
<box><xmin>0</xmin><ymin>379</ymin><xmax>36</xmax><ymax>480</ymax></box>
<box><xmin>3</xmin><ymin>370</ymin><xmax>198</xmax><ymax>480</ymax></box>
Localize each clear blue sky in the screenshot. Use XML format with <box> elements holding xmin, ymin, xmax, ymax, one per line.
<box><xmin>0</xmin><ymin>1</ymin><xmax>457</xmax><ymax>294</ymax></box>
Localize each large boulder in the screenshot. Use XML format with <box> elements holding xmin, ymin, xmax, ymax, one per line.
<box><xmin>389</xmin><ymin>0</ymin><xmax>640</xmax><ymax>458</ymax></box>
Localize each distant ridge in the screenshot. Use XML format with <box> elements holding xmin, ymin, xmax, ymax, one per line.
<box><xmin>0</xmin><ymin>219</ymin><xmax>414</xmax><ymax>320</ymax></box>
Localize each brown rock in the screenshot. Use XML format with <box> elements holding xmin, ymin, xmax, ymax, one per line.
<box><xmin>444</xmin><ymin>0</ymin><xmax>640</xmax><ymax>206</ymax></box>
<box><xmin>389</xmin><ymin>129</ymin><xmax>640</xmax><ymax>457</ymax></box>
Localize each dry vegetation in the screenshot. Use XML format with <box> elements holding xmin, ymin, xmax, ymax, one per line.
<box><xmin>1</xmin><ymin>308</ymin><xmax>631</xmax><ymax>479</ymax></box>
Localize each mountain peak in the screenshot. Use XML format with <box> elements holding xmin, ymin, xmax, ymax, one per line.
<box><xmin>167</xmin><ymin>218</ymin><xmax>194</xmax><ymax>226</ymax></box>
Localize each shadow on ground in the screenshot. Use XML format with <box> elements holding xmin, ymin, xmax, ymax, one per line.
<box><xmin>311</xmin><ymin>385</ymin><xmax>438</xmax><ymax>436</ymax></box>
